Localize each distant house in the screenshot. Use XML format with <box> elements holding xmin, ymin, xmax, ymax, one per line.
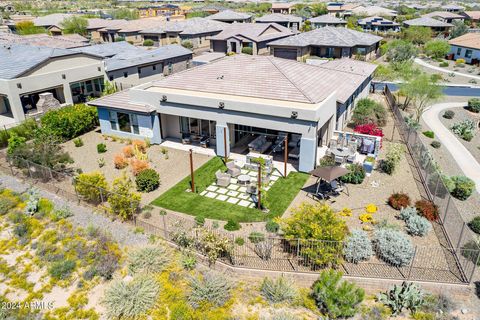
<box><xmin>137</xmin><ymin>4</ymin><xmax>185</xmax><ymax>20</ymax></box>
<box><xmin>357</xmin><ymin>16</ymin><xmax>400</xmax><ymax>33</ymax></box>
<box><xmin>140</xmin><ymin>18</ymin><xmax>226</xmax><ymax>49</ymax></box>
<box><xmin>0</xmin><ymin>44</ymin><xmax>105</xmax><ymax>124</ymax></box>
<box><xmin>403</xmin><ymin>17</ymin><xmax>453</xmax><ymax>35</ymax></box>
<box><xmin>441</xmin><ymin>5</ymin><xmax>464</xmax><ymax>13</ymax></box>
<box><xmin>422</xmin><ymin>11</ymin><xmax>464</xmax><ymax>24</ymax></box>
<box><xmin>87</xmin><ymin>18</ymin><xmax>128</xmax><ymax>43</ymax></box>
<box><xmin>268</xmin><ymin>26</ymin><xmax>382</xmax><ymax>61</ymax></box>
<box><xmin>270</xmin><ymin>3</ymin><xmax>296</xmax><ymax>15</ymax></box>
<box><xmin>449</xmin><ymin>33</ymin><xmax>480</xmax><ymax>64</ymax></box>
<box><xmin>349</xmin><ymin>6</ymin><xmax>397</xmax><ymax>19</ymax></box>
<box><xmin>95</xmin><ymin>17</ymin><xmax>167</xmax><ymax>45</ymax></box>
<box><xmin>206</xmin><ymin>10</ymin><xmax>252</xmax><ymax>23</ymax></box>
<box><xmin>309</xmin><ymin>15</ymin><xmax>346</xmax><ymax>29</ymax></box>
<box><xmin>209</xmin><ymin>23</ymin><xmax>294</xmax><ymax>55</ymax></box>
<box><xmin>255</xmin><ymin>13</ymin><xmax>302</xmax><ymax>31</ymax></box>
<box><xmin>326</xmin><ymin>3</ymin><xmax>359</xmax><ymax>17</ymax></box>
<box><xmin>32</xmin><ymin>13</ymin><xmax>75</xmax><ymax>35</ymax></box>
<box><xmin>0</xmin><ymin>33</ymin><xmax>89</xmax><ymax>49</ymax></box>
<box><xmin>463</xmin><ymin>11</ymin><xmax>480</xmax><ymax>26</ymax></box>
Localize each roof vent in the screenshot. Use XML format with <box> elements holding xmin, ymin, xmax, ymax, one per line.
<box><xmin>216</xmin><ymin>75</ymin><xmax>224</xmax><ymax>80</ymax></box>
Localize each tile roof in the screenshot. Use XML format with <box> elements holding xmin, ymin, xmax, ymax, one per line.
<box><xmin>309</xmin><ymin>15</ymin><xmax>346</xmax><ymax>24</ymax></box>
<box><xmin>117</xmin><ymin>17</ymin><xmax>166</xmax><ymax>33</ymax></box>
<box><xmin>209</xmin><ymin>23</ymin><xmax>294</xmax><ymax>42</ymax></box>
<box><xmin>206</xmin><ymin>9</ymin><xmax>252</xmax><ymax>21</ymax></box>
<box><xmin>0</xmin><ymin>33</ymin><xmax>89</xmax><ymax>49</ymax></box>
<box><xmin>140</xmin><ymin>17</ymin><xmax>226</xmax><ymax>35</ymax></box>
<box><xmin>351</xmin><ymin>6</ymin><xmax>397</xmax><ymax>17</ymax></box>
<box><xmin>358</xmin><ymin>16</ymin><xmax>399</xmax><ymax>26</ymax></box>
<box><xmin>75</xmin><ymin>41</ymin><xmax>138</xmax><ymax>58</ymax></box>
<box><xmin>88</xmin><ymin>90</ymin><xmax>156</xmax><ymax>114</ymax></box>
<box><xmin>464</xmin><ymin>11</ymin><xmax>480</xmax><ymax>20</ymax></box>
<box><xmin>403</xmin><ymin>17</ymin><xmax>453</xmax><ymax>27</ymax></box>
<box><xmin>148</xmin><ymin>54</ymin><xmax>376</xmax><ymax>104</ymax></box>
<box><xmin>268</xmin><ymin>26</ymin><xmax>382</xmax><ymax>48</ymax></box>
<box><xmin>86</xmin><ymin>18</ymin><xmax>128</xmax><ymax>30</ymax></box>
<box><xmin>449</xmin><ymin>33</ymin><xmax>480</xmax><ymax>50</ymax></box>
<box><xmin>33</xmin><ymin>13</ymin><xmax>75</xmax><ymax>28</ymax></box>
<box><xmin>422</xmin><ymin>11</ymin><xmax>465</xmax><ymax>19</ymax></box>
<box><xmin>255</xmin><ymin>13</ymin><xmax>302</xmax><ymax>23</ymax></box>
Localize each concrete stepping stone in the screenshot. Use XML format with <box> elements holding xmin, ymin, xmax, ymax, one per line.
<box><xmin>207</xmin><ymin>186</ymin><xmax>218</xmax><ymax>191</ymax></box>
<box><xmin>216</xmin><ymin>194</ymin><xmax>228</xmax><ymax>201</ymax></box>
<box><xmin>227</xmin><ymin>185</ymin><xmax>239</xmax><ymax>190</ymax></box>
<box><xmin>206</xmin><ymin>192</ymin><xmax>217</xmax><ymax>198</ymax></box>
<box><xmin>227</xmin><ymin>198</ymin><xmax>239</xmax><ymax>204</ymax></box>
<box><xmin>217</xmin><ymin>188</ymin><xmax>228</xmax><ymax>194</ymax></box>
<box><xmin>238</xmin><ymin>200</ymin><xmax>251</xmax><ymax>207</ymax></box>
<box><xmin>227</xmin><ymin>190</ymin><xmax>239</xmax><ymax>197</ymax></box>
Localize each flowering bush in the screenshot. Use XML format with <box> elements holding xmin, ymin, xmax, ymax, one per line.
<box><xmin>415</xmin><ymin>200</ymin><xmax>439</xmax><ymax>222</ymax></box>
<box><xmin>114</xmin><ymin>153</ymin><xmax>128</xmax><ymax>169</ymax></box>
<box><xmin>388</xmin><ymin>192</ymin><xmax>411</xmax><ymax>210</ymax></box>
<box><xmin>123</xmin><ymin>145</ymin><xmax>134</xmax><ymax>158</ymax></box>
<box><xmin>365</xmin><ymin>204</ymin><xmax>377</xmax><ymax>213</ymax></box>
<box><xmin>337</xmin><ymin>207</ymin><xmax>353</xmax><ymax>217</ymax></box>
<box><xmin>131</xmin><ymin>158</ymin><xmax>150</xmax><ymax>176</ymax></box>
<box><xmin>132</xmin><ymin>140</ymin><xmax>148</xmax><ymax>153</ymax></box>
<box><xmin>359</xmin><ymin>213</ymin><xmax>375</xmax><ymax>224</ymax></box>
<box><xmin>354</xmin><ymin>123</ymin><xmax>384</xmax><ymax>137</ymax></box>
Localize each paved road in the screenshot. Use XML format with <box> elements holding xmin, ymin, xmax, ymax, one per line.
<box><xmin>375</xmin><ymin>82</ymin><xmax>480</xmax><ymax>97</ymax></box>
<box><xmin>422</xmin><ymin>102</ymin><xmax>480</xmax><ymax>191</ymax></box>
<box><xmin>414</xmin><ymin>58</ymin><xmax>480</xmax><ymax>81</ymax></box>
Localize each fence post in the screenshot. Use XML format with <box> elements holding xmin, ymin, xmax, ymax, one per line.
<box><xmin>456</xmin><ymin>223</ymin><xmax>466</xmax><ymax>252</ymax></box>
<box><xmin>296</xmin><ymin>239</ymin><xmax>300</xmax><ymax>260</ymax></box>
<box><xmin>407</xmin><ymin>246</ymin><xmax>418</xmax><ymax>280</ymax></box>
<box><xmin>162</xmin><ymin>213</ymin><xmax>168</xmax><ymax>239</ymax></box>
<box><xmin>433</xmin><ymin>174</ymin><xmax>440</xmax><ymax>203</ymax></box>
<box><xmin>443</xmin><ymin>196</ymin><xmax>451</xmax><ymax>223</ymax></box>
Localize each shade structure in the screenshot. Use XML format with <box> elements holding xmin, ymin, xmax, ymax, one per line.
<box><xmin>309</xmin><ymin>166</ymin><xmax>349</xmax><ymax>182</ymax></box>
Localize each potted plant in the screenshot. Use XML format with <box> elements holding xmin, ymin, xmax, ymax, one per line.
<box><xmin>363</xmin><ymin>156</ymin><xmax>375</xmax><ymax>174</ymax></box>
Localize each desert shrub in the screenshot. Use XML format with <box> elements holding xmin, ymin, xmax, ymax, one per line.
<box><xmin>132</xmin><ymin>140</ymin><xmax>148</xmax><ymax>153</ymax></box>
<box><xmin>265</xmin><ymin>220</ymin><xmax>279</xmax><ymax>233</ymax></box>
<box><xmin>97</xmin><ymin>143</ymin><xmax>107</xmax><ymax>153</ymax></box>
<box><xmin>378</xmin><ymin>282</ymin><xmax>424</xmax><ymax>316</ymax></box>
<box><xmin>340</xmin><ymin>163</ymin><xmax>366</xmax><ymax>184</ymax></box>
<box><xmin>380</xmin><ymin>143</ymin><xmax>404</xmax><ymax>175</ymax></box>
<box><xmin>351</xmin><ymin>98</ymin><xmax>387</xmax><ymax>127</ymax></box>
<box><xmin>51</xmin><ymin>206</ymin><xmax>73</xmax><ymax>221</ymax></box>
<box><xmin>74</xmin><ymin>172</ymin><xmax>108</xmax><ymax>203</ymax></box>
<box><xmin>312</xmin><ymin>269</ymin><xmax>365</xmax><ymax>319</ymax></box>
<box><xmin>388</xmin><ymin>192</ymin><xmax>411</xmax><ymax>210</ymax></box>
<box><xmin>103</xmin><ymin>276</ymin><xmax>159</xmax><ymax>319</ymax></box>
<box><xmin>114</xmin><ymin>153</ymin><xmax>128</xmax><ymax>169</ymax></box>
<box><xmin>265</xmin><ymin>311</ymin><xmax>299</xmax><ymax>320</ymax></box>
<box><xmin>319</xmin><ymin>154</ymin><xmax>335</xmax><ymax>167</ymax></box>
<box><xmin>94</xmin><ymin>253</ymin><xmax>119</xmax><ymax>280</ymax></box>
<box><xmin>73</xmin><ymin>138</ymin><xmax>83</xmax><ymax>147</ymax></box>
<box><xmin>451</xmin><ymin>119</ymin><xmax>476</xmax><ymax>141</ymax></box>
<box><xmin>468</xmin><ymin>216</ymin><xmax>480</xmax><ymax>234</ymax></box>
<box><xmin>135</xmin><ymin>168</ymin><xmax>159</xmax><ymax>192</ymax></box>
<box><xmin>248</xmin><ymin>231</ymin><xmax>265</xmax><ymax>244</ymax></box>
<box><xmin>399</xmin><ymin>206</ymin><xmax>418</xmax><ymax>221</ymax></box>
<box><xmin>260</xmin><ymin>276</ymin><xmax>297</xmax><ymax>303</ymax></box>
<box><xmin>234</xmin><ymin>237</ymin><xmax>244</xmax><ymax>246</ymax></box>
<box><xmin>131</xmin><ymin>158</ymin><xmax>150</xmax><ymax>176</ymax></box>
<box><xmin>430</xmin><ymin>141</ymin><xmax>441</xmax><ymax>148</ymax></box>
<box><xmin>467</xmin><ymin>98</ymin><xmax>480</xmax><ymax>113</ymax></box>
<box><xmin>188</xmin><ymin>271</ymin><xmax>233</xmax><ymax>308</ymax></box>
<box><xmin>224</xmin><ymin>219</ymin><xmax>240</xmax><ymax>231</ymax></box>
<box><xmin>197</xmin><ymin>228</ymin><xmax>233</xmax><ymax>265</ymax></box>
<box><xmin>181</xmin><ymin>40</ymin><xmax>193</xmax><ymax>49</ymax></box>
<box><xmin>40</xmin><ymin>104</ymin><xmax>98</xmax><ymax>140</ymax></box>
<box><xmin>374</xmin><ymin>228</ymin><xmax>414</xmax><ymax>267</ymax></box>
<box><xmin>254</xmin><ymin>240</ymin><xmax>273</xmax><ymax>260</ymax></box>
<box><xmin>344</xmin><ymin>230</ymin><xmax>373</xmax><ymax>263</ymax></box>
<box><xmin>0</xmin><ymin>197</ymin><xmax>17</xmax><ymax>215</ymax></box>
<box><xmin>143</xmin><ymin>39</ymin><xmax>154</xmax><ymax>46</ymax></box>
<box><xmin>194</xmin><ymin>215</ymin><xmax>205</xmax><ymax>226</ymax></box>
<box><xmin>461</xmin><ymin>240</ymin><xmax>480</xmax><ymax>265</ymax></box>
<box><xmin>49</xmin><ymin>259</ymin><xmax>76</xmax><ymax>280</ymax></box>
<box><xmin>123</xmin><ymin>145</ymin><xmax>134</xmax><ymax>158</ymax></box>
<box><xmin>241</xmin><ymin>46</ymin><xmax>253</xmax><ymax>55</ymax></box>
<box><xmin>424</xmin><ymin>40</ymin><xmax>450</xmax><ymax>59</ymax></box>
<box><xmin>422</xmin><ymin>131</ymin><xmax>434</xmax><ymax>139</ymax></box>
<box><xmin>0</xmin><ymin>118</ymin><xmax>38</xmax><ymax>148</ymax></box>
<box><xmin>415</xmin><ymin>200</ymin><xmax>439</xmax><ymax>221</ymax></box>
<box><xmin>443</xmin><ymin>110</ymin><xmax>455</xmax><ymax>119</ymax></box>
<box><xmin>181</xmin><ymin>252</ymin><xmax>197</xmax><ymax>270</ymax></box>
<box><xmin>277</xmin><ymin>203</ymin><xmax>347</xmax><ymax>267</ymax></box>
<box><xmin>405</xmin><ymin>214</ymin><xmax>431</xmax><ymax>236</ymax></box>
<box><xmin>128</xmin><ymin>246</ymin><xmax>169</xmax><ymax>275</ymax></box>
<box><xmin>421</xmin><ymin>293</ymin><xmax>455</xmax><ymax>314</ymax></box>
<box><xmin>439</xmin><ymin>61</ymin><xmax>449</xmax><ymax>67</ymax></box>
<box><xmin>450</xmin><ymin>175</ymin><xmax>475</xmax><ymax>200</ymax></box>
<box><xmin>108</xmin><ymin>173</ymin><xmax>141</xmax><ymax>220</ymax></box>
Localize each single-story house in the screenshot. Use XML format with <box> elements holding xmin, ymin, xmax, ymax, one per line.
<box><xmin>88</xmin><ymin>55</ymin><xmax>376</xmax><ymax>172</ymax></box>
<box><xmin>97</xmin><ymin>17</ymin><xmax>167</xmax><ymax>45</ymax></box>
<box><xmin>349</xmin><ymin>6</ymin><xmax>397</xmax><ymax>19</ymax></box>
<box><xmin>268</xmin><ymin>26</ymin><xmax>382</xmax><ymax>61</ymax></box>
<box><xmin>0</xmin><ymin>33</ymin><xmax>89</xmax><ymax>49</ymax></box>
<box><xmin>403</xmin><ymin>17</ymin><xmax>453</xmax><ymax>35</ymax></box>
<box><xmin>448</xmin><ymin>33</ymin><xmax>480</xmax><ymax>64</ymax></box>
<box><xmin>309</xmin><ymin>15</ymin><xmax>347</xmax><ymax>29</ymax></box>
<box><xmin>255</xmin><ymin>13</ymin><xmax>303</xmax><ymax>31</ymax></box>
<box><xmin>209</xmin><ymin>23</ymin><xmax>295</xmax><ymax>55</ymax></box>
<box><xmin>32</xmin><ymin>13</ymin><xmax>76</xmax><ymax>35</ymax></box>
<box><xmin>463</xmin><ymin>11</ymin><xmax>480</xmax><ymax>26</ymax></box>
<box><xmin>441</xmin><ymin>5</ymin><xmax>464</xmax><ymax>13</ymax></box>
<box><xmin>140</xmin><ymin>18</ymin><xmax>227</xmax><ymax>49</ymax></box>
<box><xmin>0</xmin><ymin>44</ymin><xmax>105</xmax><ymax>124</ymax></box>
<box><xmin>137</xmin><ymin>4</ymin><xmax>184</xmax><ymax>19</ymax></box>
<box><xmin>357</xmin><ymin>16</ymin><xmax>400</xmax><ymax>33</ymax></box>
<box><xmin>271</xmin><ymin>3</ymin><xmax>296</xmax><ymax>15</ymax></box>
<box><xmin>326</xmin><ymin>3</ymin><xmax>359</xmax><ymax>17</ymax></box>
<box><xmin>422</xmin><ymin>11</ymin><xmax>464</xmax><ymax>23</ymax></box>
<box><xmin>86</xmin><ymin>18</ymin><xmax>128</xmax><ymax>43</ymax></box>
<box><xmin>206</xmin><ymin>10</ymin><xmax>252</xmax><ymax>23</ymax></box>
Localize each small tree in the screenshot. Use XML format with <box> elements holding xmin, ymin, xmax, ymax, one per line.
<box><xmin>15</xmin><ymin>21</ymin><xmax>45</xmax><ymax>35</ymax></box>
<box><xmin>75</xmin><ymin>172</ymin><xmax>109</xmax><ymax>203</ymax></box>
<box><xmin>402</xmin><ymin>26</ymin><xmax>432</xmax><ymax>45</ymax></box>
<box><xmin>451</xmin><ymin>21</ymin><xmax>468</xmax><ymax>39</ymax></box>
<box><xmin>400</xmin><ymin>73</ymin><xmax>443</xmax><ymax>122</ymax></box>
<box><xmin>61</xmin><ymin>16</ymin><xmax>88</xmax><ymax>36</ymax></box>
<box><xmin>143</xmin><ymin>39</ymin><xmax>154</xmax><ymax>46</ymax></box>
<box><xmin>386</xmin><ymin>40</ymin><xmax>418</xmax><ymax>65</ymax></box>
<box><xmin>181</xmin><ymin>40</ymin><xmax>193</xmax><ymax>50</ymax></box>
<box><xmin>311</xmin><ymin>3</ymin><xmax>328</xmax><ymax>16</ymax></box>
<box><xmin>108</xmin><ymin>173</ymin><xmax>141</xmax><ymax>220</ymax></box>
<box><xmin>424</xmin><ymin>40</ymin><xmax>450</xmax><ymax>59</ymax></box>
<box><xmin>301</xmin><ymin>20</ymin><xmax>312</xmax><ymax>32</ymax></box>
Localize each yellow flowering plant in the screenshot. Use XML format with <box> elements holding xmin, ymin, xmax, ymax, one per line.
<box><xmin>359</xmin><ymin>213</ymin><xmax>375</xmax><ymax>224</ymax></box>
<box><xmin>337</xmin><ymin>207</ymin><xmax>353</xmax><ymax>217</ymax></box>
<box><xmin>365</xmin><ymin>204</ymin><xmax>377</xmax><ymax>213</ymax></box>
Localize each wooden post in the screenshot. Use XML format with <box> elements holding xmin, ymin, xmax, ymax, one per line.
<box><xmin>223</xmin><ymin>127</ymin><xmax>228</xmax><ymax>163</ymax></box>
<box><xmin>189</xmin><ymin>149</ymin><xmax>195</xmax><ymax>193</ymax></box>
<box><xmin>257</xmin><ymin>165</ymin><xmax>261</xmax><ymax>210</ymax></box>
<box><xmin>284</xmin><ymin>135</ymin><xmax>288</xmax><ymax>178</ymax></box>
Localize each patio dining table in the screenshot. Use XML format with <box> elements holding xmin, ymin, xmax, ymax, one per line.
<box><xmin>330</xmin><ymin>147</ymin><xmax>353</xmax><ymax>158</ymax></box>
<box><xmin>237</xmin><ymin>174</ymin><xmax>251</xmax><ymax>185</ymax></box>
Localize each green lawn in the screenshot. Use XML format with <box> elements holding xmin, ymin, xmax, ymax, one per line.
<box><xmin>151</xmin><ymin>157</ymin><xmax>309</xmax><ymax>223</ymax></box>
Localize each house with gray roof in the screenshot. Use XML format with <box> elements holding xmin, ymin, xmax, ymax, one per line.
<box><xmin>255</xmin><ymin>13</ymin><xmax>303</xmax><ymax>31</ymax></box>
<box><xmin>209</xmin><ymin>22</ymin><xmax>295</xmax><ymax>55</ymax></box>
<box><xmin>358</xmin><ymin>16</ymin><xmax>400</xmax><ymax>33</ymax></box>
<box><xmin>422</xmin><ymin>11</ymin><xmax>464</xmax><ymax>23</ymax></box>
<box><xmin>309</xmin><ymin>15</ymin><xmax>347</xmax><ymax>29</ymax></box>
<box><xmin>89</xmin><ymin>55</ymin><xmax>376</xmax><ymax>172</ymax></box>
<box><xmin>0</xmin><ymin>33</ymin><xmax>89</xmax><ymax>49</ymax></box>
<box><xmin>206</xmin><ymin>9</ymin><xmax>252</xmax><ymax>23</ymax></box>
<box><xmin>268</xmin><ymin>26</ymin><xmax>382</xmax><ymax>61</ymax></box>
<box><xmin>0</xmin><ymin>44</ymin><xmax>104</xmax><ymax>125</ymax></box>
<box><xmin>32</xmin><ymin>13</ymin><xmax>75</xmax><ymax>35</ymax></box>
<box><xmin>403</xmin><ymin>17</ymin><xmax>453</xmax><ymax>35</ymax></box>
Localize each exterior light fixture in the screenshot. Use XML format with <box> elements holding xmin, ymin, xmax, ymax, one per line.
<box><xmin>161</xmin><ymin>95</ymin><xmax>167</xmax><ymax>102</ymax></box>
<box><xmin>218</xmin><ymin>102</ymin><xmax>225</xmax><ymax>109</ymax></box>
<box><xmin>291</xmin><ymin>111</ymin><xmax>298</xmax><ymax>119</ymax></box>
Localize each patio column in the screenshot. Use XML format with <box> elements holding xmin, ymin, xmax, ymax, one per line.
<box><xmin>151</xmin><ymin>114</ymin><xmax>162</xmax><ymax>144</ymax></box>
<box><xmin>215</xmin><ymin>123</ymin><xmax>230</xmax><ymax>158</ymax></box>
<box><xmin>64</xmin><ymin>84</ymin><xmax>74</xmax><ymax>105</ymax></box>
<box><xmin>7</xmin><ymin>94</ymin><xmax>25</xmax><ymax>122</ymax></box>
<box><xmin>299</xmin><ymin>136</ymin><xmax>316</xmax><ymax>173</ymax></box>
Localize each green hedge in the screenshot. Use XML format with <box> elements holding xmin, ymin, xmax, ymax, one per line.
<box><xmin>0</xmin><ymin>118</ymin><xmax>38</xmax><ymax>148</ymax></box>
<box><xmin>40</xmin><ymin>104</ymin><xmax>98</xmax><ymax>140</ymax></box>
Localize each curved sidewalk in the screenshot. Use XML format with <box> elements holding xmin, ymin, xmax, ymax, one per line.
<box><xmin>414</xmin><ymin>58</ymin><xmax>480</xmax><ymax>81</ymax></box>
<box><xmin>422</xmin><ymin>102</ymin><xmax>480</xmax><ymax>190</ymax></box>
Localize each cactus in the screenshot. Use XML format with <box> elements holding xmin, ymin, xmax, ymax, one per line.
<box><xmin>25</xmin><ymin>188</ymin><xmax>40</xmax><ymax>215</ymax></box>
<box><xmin>377</xmin><ymin>281</ymin><xmax>424</xmax><ymax>315</ymax></box>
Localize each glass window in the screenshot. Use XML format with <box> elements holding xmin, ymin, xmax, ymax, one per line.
<box><xmin>180</xmin><ymin>117</ymin><xmax>189</xmax><ymax>133</ymax></box>
<box><xmin>131</xmin><ymin>114</ymin><xmax>139</xmax><ymax>134</ymax></box>
<box><xmin>201</xmin><ymin>119</ymin><xmax>209</xmax><ymax>136</ymax></box>
<box><xmin>123</xmin><ymin>72</ymin><xmax>128</xmax><ymax>78</ymax></box>
<box><xmin>466</xmin><ymin>50</ymin><xmax>473</xmax><ymax>58</ymax></box>
<box><xmin>209</xmin><ymin>121</ymin><xmax>217</xmax><ymax>138</ymax></box>
<box><xmin>86</xmin><ymin>80</ymin><xmax>93</xmax><ymax>92</ymax></box>
<box><xmin>168</xmin><ymin>62</ymin><xmax>173</xmax><ymax>73</ymax></box>
<box><xmin>189</xmin><ymin>118</ymin><xmax>199</xmax><ymax>134</ymax></box>
<box><xmin>118</xmin><ymin>112</ymin><xmax>131</xmax><ymax>133</ymax></box>
<box><xmin>457</xmin><ymin>47</ymin><xmax>461</xmax><ymax>55</ymax></box>
<box><xmin>109</xmin><ymin>111</ymin><xmax>118</xmax><ymax>130</ymax></box>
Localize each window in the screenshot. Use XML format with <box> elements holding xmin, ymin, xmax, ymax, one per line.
<box><xmin>131</xmin><ymin>114</ymin><xmax>139</xmax><ymax>134</ymax></box>
<box><xmin>153</xmin><ymin>65</ymin><xmax>156</xmax><ymax>71</ymax></box>
<box><xmin>117</xmin><ymin>112</ymin><xmax>131</xmax><ymax>132</ymax></box>
<box><xmin>123</xmin><ymin>72</ymin><xmax>128</xmax><ymax>78</ymax></box>
<box><xmin>109</xmin><ymin>75</ymin><xmax>114</xmax><ymax>81</ymax></box>
<box><xmin>466</xmin><ymin>49</ymin><xmax>473</xmax><ymax>59</ymax></box>
<box><xmin>168</xmin><ymin>62</ymin><xmax>173</xmax><ymax>74</ymax></box>
<box><xmin>457</xmin><ymin>47</ymin><xmax>461</xmax><ymax>55</ymax></box>
<box><xmin>109</xmin><ymin>111</ymin><xmax>118</xmax><ymax>130</ymax></box>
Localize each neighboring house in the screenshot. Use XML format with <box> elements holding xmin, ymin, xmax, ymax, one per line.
<box><xmin>97</xmin><ymin>17</ymin><xmax>166</xmax><ymax>44</ymax></box>
<box><xmin>140</xmin><ymin>18</ymin><xmax>226</xmax><ymax>49</ymax></box>
<box><xmin>448</xmin><ymin>33</ymin><xmax>480</xmax><ymax>64</ymax></box>
<box><xmin>268</xmin><ymin>26</ymin><xmax>382</xmax><ymax>61</ymax></box>
<box><xmin>255</xmin><ymin>13</ymin><xmax>302</xmax><ymax>31</ymax></box>
<box><xmin>349</xmin><ymin>6</ymin><xmax>397</xmax><ymax>19</ymax></box>
<box><xmin>309</xmin><ymin>15</ymin><xmax>347</xmax><ymax>29</ymax></box>
<box><xmin>209</xmin><ymin>23</ymin><xmax>294</xmax><ymax>55</ymax></box>
<box><xmin>206</xmin><ymin>9</ymin><xmax>252</xmax><ymax>23</ymax></box>
<box><xmin>270</xmin><ymin>3</ymin><xmax>296</xmax><ymax>14</ymax></box>
<box><xmin>463</xmin><ymin>11</ymin><xmax>480</xmax><ymax>27</ymax></box>
<box><xmin>137</xmin><ymin>4</ymin><xmax>185</xmax><ymax>20</ymax></box>
<box><xmin>76</xmin><ymin>42</ymin><xmax>193</xmax><ymax>86</ymax></box>
<box><xmin>422</xmin><ymin>11</ymin><xmax>464</xmax><ymax>23</ymax></box>
<box><xmin>441</xmin><ymin>5</ymin><xmax>465</xmax><ymax>13</ymax></box>
<box><xmin>88</xmin><ymin>55</ymin><xmax>376</xmax><ymax>172</ymax></box>
<box><xmin>326</xmin><ymin>3</ymin><xmax>359</xmax><ymax>17</ymax></box>
<box><xmin>0</xmin><ymin>44</ymin><xmax>104</xmax><ymax>124</ymax></box>
<box><xmin>32</xmin><ymin>13</ymin><xmax>75</xmax><ymax>35</ymax></box>
<box><xmin>0</xmin><ymin>33</ymin><xmax>89</xmax><ymax>49</ymax></box>
<box><xmin>403</xmin><ymin>17</ymin><xmax>453</xmax><ymax>35</ymax></box>
<box><xmin>357</xmin><ymin>16</ymin><xmax>400</xmax><ymax>33</ymax></box>
<box><xmin>86</xmin><ymin>18</ymin><xmax>127</xmax><ymax>43</ymax></box>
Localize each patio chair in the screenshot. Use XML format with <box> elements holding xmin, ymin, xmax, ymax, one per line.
<box><xmin>329</xmin><ymin>139</ymin><xmax>337</xmax><ymax>149</ymax></box>
<box><xmin>334</xmin><ymin>155</ymin><xmax>344</xmax><ymax>164</ymax></box>
<box><xmin>215</xmin><ymin>170</ymin><xmax>231</xmax><ymax>187</ymax></box>
<box><xmin>181</xmin><ymin>133</ymin><xmax>191</xmax><ymax>145</ymax></box>
<box><xmin>226</xmin><ymin>161</ymin><xmax>241</xmax><ymax>177</ymax></box>
<box><xmin>330</xmin><ymin>180</ymin><xmax>344</xmax><ymax>195</ymax></box>
<box><xmin>288</xmin><ymin>146</ymin><xmax>300</xmax><ymax>159</ymax></box>
<box><xmin>347</xmin><ymin>153</ymin><xmax>356</xmax><ymax>163</ymax></box>
<box><xmin>246</xmin><ymin>184</ymin><xmax>257</xmax><ymax>194</ymax></box>
<box><xmin>289</xmin><ymin>134</ymin><xmax>301</xmax><ymax>148</ymax></box>
<box><xmin>200</xmin><ymin>135</ymin><xmax>210</xmax><ymax>148</ymax></box>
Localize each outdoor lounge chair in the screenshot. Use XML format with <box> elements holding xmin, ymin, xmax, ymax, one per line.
<box><xmin>181</xmin><ymin>133</ymin><xmax>191</xmax><ymax>144</ymax></box>
<box><xmin>289</xmin><ymin>134</ymin><xmax>301</xmax><ymax>148</ymax></box>
<box><xmin>226</xmin><ymin>161</ymin><xmax>241</xmax><ymax>177</ymax></box>
<box><xmin>248</xmin><ymin>135</ymin><xmax>272</xmax><ymax>154</ymax></box>
<box><xmin>334</xmin><ymin>155</ymin><xmax>344</xmax><ymax>164</ymax></box>
<box><xmin>288</xmin><ymin>146</ymin><xmax>300</xmax><ymax>159</ymax></box>
<box><xmin>215</xmin><ymin>170</ymin><xmax>231</xmax><ymax>187</ymax></box>
<box><xmin>200</xmin><ymin>135</ymin><xmax>210</xmax><ymax>148</ymax></box>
